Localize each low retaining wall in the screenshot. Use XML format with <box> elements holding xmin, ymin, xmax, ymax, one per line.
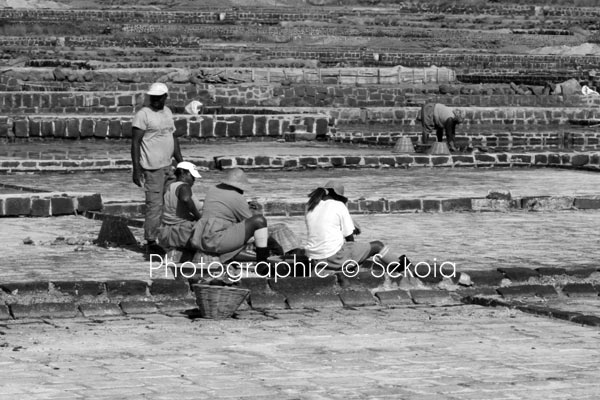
<box><xmin>2</xmin><ymin>87</ymin><xmax>600</xmax><ymax>112</ymax></box>
<box><xmin>0</xmin><ymin>113</ymin><xmax>330</xmax><ymax>140</ymax></box>
<box><xmin>0</xmin><ymin>192</ymin><xmax>103</xmax><ymax>217</ymax></box>
<box><xmin>0</xmin><ymin>66</ymin><xmax>456</xmax><ymax>88</ymax></box>
<box><xmin>215</xmin><ymin>151</ymin><xmax>600</xmax><ymax>171</ymax></box>
<box><xmin>332</xmin><ymin>130</ymin><xmax>599</xmax><ymax>152</ymax></box>
<box><xmin>96</xmin><ymin>194</ymin><xmax>600</xmax><ymax>221</ymax></box>
<box><xmin>2</xmin><ymin>151</ymin><xmax>600</xmax><ymax>174</ymax></box>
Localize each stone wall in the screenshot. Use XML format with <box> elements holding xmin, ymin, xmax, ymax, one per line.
<box><xmin>325</xmin><ymin>107</ymin><xmax>600</xmax><ymax>126</ymax></box>
<box><xmin>0</xmin><ymin>114</ymin><xmax>330</xmax><ymax>140</ymax></box>
<box><xmin>0</xmin><ymin>192</ymin><xmax>103</xmax><ymax>217</ymax></box>
<box><xmin>214</xmin><ymin>151</ymin><xmax>600</xmax><ymax>171</ymax></box>
<box><xmin>331</xmin><ymin>130</ymin><xmax>599</xmax><ymax>152</ymax></box>
<box><xmin>0</xmin><ymin>66</ymin><xmax>456</xmax><ymax>87</ymax></box>
<box><xmin>5</xmin><ymin>87</ymin><xmax>598</xmax><ymax>113</ymax></box>
<box><xmin>2</xmin><ymin>5</ymin><xmax>600</xmax><ymax>24</ymax></box>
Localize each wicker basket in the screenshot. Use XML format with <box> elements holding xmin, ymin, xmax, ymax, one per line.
<box><xmin>193</xmin><ymin>284</ymin><xmax>250</xmax><ymax>319</ymax></box>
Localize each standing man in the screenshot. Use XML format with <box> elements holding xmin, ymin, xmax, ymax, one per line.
<box><xmin>131</xmin><ymin>82</ymin><xmax>183</xmax><ymax>255</ymax></box>
<box><xmin>420</xmin><ymin>103</ymin><xmax>464</xmax><ymax>152</ymax></box>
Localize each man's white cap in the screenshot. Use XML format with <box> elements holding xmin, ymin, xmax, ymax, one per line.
<box><xmin>147</xmin><ymin>82</ymin><xmax>168</xmax><ymax>96</ymax></box>
<box><xmin>176</xmin><ymin>161</ymin><xmax>201</xmax><ymax>178</ymax></box>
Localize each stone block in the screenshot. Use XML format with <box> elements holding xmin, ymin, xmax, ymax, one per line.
<box><xmin>254</xmin><ymin>116</ymin><xmax>267</xmax><ymax>136</ymax></box>
<box><xmin>497</xmin><ymin>285</ymin><xmax>558</xmax><ymax>298</ymax></box>
<box><xmin>105</xmin><ymin>280</ymin><xmax>148</xmax><ymax>297</ymax></box>
<box><xmin>150</xmin><ymin>279</ymin><xmax>191</xmax><ymax>297</ymax></box>
<box><xmin>76</xmin><ymin>194</ymin><xmax>103</xmax><ymax>212</ymax></box>
<box><xmin>50</xmin><ymin>196</ymin><xmax>75</xmax><ymax>216</ymax></box>
<box><xmin>121</xmin><ymin>121</ymin><xmax>132</xmax><ymax>138</ymax></box>
<box><xmin>565</xmin><ymin>267</ymin><xmax>597</xmax><ymax>278</ymax></box>
<box><xmin>189</xmin><ymin>121</ymin><xmax>200</xmax><ymax>137</ymax></box>
<box><xmin>574</xmin><ymin>197</ymin><xmax>600</xmax><ymax>209</ymax></box>
<box><xmin>80</xmin><ymin>119</ymin><xmax>94</xmax><ymax>138</ymax></box>
<box><xmin>571</xmin><ymin>315</ymin><xmax>600</xmax><ymax>327</ymax></box>
<box><xmin>120</xmin><ymin>301</ymin><xmax>159</xmax><ymax>315</ymax></box>
<box><xmin>561</xmin><ymin>283</ymin><xmax>599</xmax><ymax>297</ymax></box>
<box><xmin>10</xmin><ymin>303</ymin><xmax>80</xmax><ymax>319</ymax></box>
<box><xmin>3</xmin><ymin>197</ymin><xmax>31</xmax><ymax>216</ymax></box>
<box><xmin>338</xmin><ymin>289</ymin><xmax>377</xmax><ymax>307</ymax></box>
<box><xmin>498</xmin><ymin>267</ymin><xmax>539</xmax><ymax>281</ymax></box>
<box><xmin>79</xmin><ymin>303</ymin><xmax>123</xmax><ymax>317</ymax></box>
<box><xmin>268</xmin><ymin>119</ymin><xmax>280</xmax><ymax>136</ymax></box>
<box><xmin>52</xmin><ymin>281</ymin><xmax>105</xmax><ymax>296</ymax></box>
<box><xmin>315</xmin><ymin>118</ymin><xmax>328</xmax><ymax>136</ymax></box>
<box><xmin>358</xmin><ymin>199</ymin><xmax>387</xmax><ymax>213</ymax></box>
<box><xmin>375</xmin><ymin>290</ymin><xmax>412</xmax><ymax>307</ymax></box>
<box><xmin>2</xmin><ymin>281</ymin><xmax>48</xmax><ymax>294</ymax></box>
<box><xmin>156</xmin><ymin>299</ymin><xmax>197</xmax><ymax>313</ymax></box>
<box><xmin>201</xmin><ymin>116</ymin><xmax>213</xmax><ymax>137</ymax></box>
<box><xmin>30</xmin><ymin>197</ymin><xmax>51</xmax><ymax>217</ymax></box>
<box><xmin>28</xmin><ymin>119</ymin><xmax>41</xmax><ymax>137</ymax></box>
<box><xmin>270</xmin><ymin>276</ymin><xmax>337</xmax><ymax>296</ymax></box>
<box><xmin>65</xmin><ymin>119</ymin><xmax>80</xmax><ymax>138</ymax></box>
<box><xmin>249</xmin><ymin>293</ymin><xmax>287</xmax><ymax>310</ymax></box>
<box><xmin>53</xmin><ymin>119</ymin><xmax>65</xmax><ymax>137</ymax></box>
<box><xmin>546</xmin><ymin>308</ymin><xmax>584</xmax><ymax>322</ymax></box>
<box><xmin>94</xmin><ymin>120</ymin><xmax>108</xmax><ymax>138</ymax></box>
<box><xmin>459</xmin><ymin>270</ymin><xmax>505</xmax><ymax>286</ymax></box>
<box><xmin>285</xmin><ymin>293</ymin><xmax>342</xmax><ymax>309</ymax></box>
<box><xmin>389</xmin><ymin>199</ymin><xmax>421</xmax><ymax>213</ymax></box>
<box><xmin>227</xmin><ymin>116</ymin><xmax>241</xmax><ymax>137</ymax></box>
<box><xmin>241</xmin><ymin>116</ymin><xmax>254</xmax><ymax>136</ymax></box>
<box><xmin>535</xmin><ymin>267</ymin><xmax>567</xmax><ymax>276</ymax></box>
<box><xmin>214</xmin><ymin>121</ymin><xmax>227</xmax><ymax>137</ymax></box>
<box><xmin>571</xmin><ymin>154</ymin><xmax>589</xmax><ymax>167</ymax></box>
<box><xmin>441</xmin><ymin>198</ymin><xmax>472</xmax><ymax>212</ymax></box>
<box><xmin>410</xmin><ymin>289</ymin><xmax>458</xmax><ymax>305</ymax></box>
<box><xmin>14</xmin><ymin>119</ymin><xmax>28</xmax><ymax>137</ymax></box>
<box><xmin>422</xmin><ymin>199</ymin><xmax>441</xmax><ymax>212</ymax></box>
<box><xmin>108</xmin><ymin>120</ymin><xmax>122</xmax><ymax>138</ymax></box>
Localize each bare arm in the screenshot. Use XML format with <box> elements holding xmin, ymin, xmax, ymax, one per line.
<box><xmin>173</xmin><ymin>135</ymin><xmax>183</xmax><ymax>164</ymax></box>
<box><xmin>131</xmin><ymin>127</ymin><xmax>144</xmax><ymax>187</ymax></box>
<box><xmin>176</xmin><ymin>184</ymin><xmax>201</xmax><ymax>220</ymax></box>
<box><xmin>443</xmin><ymin>118</ymin><xmax>456</xmax><ymax>139</ymax></box>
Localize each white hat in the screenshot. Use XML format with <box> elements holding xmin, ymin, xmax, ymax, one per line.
<box><xmin>147</xmin><ymin>82</ymin><xmax>168</xmax><ymax>96</ymax></box>
<box><xmin>184</xmin><ymin>100</ymin><xmax>203</xmax><ymax>115</ymax></box>
<box><xmin>176</xmin><ymin>161</ymin><xmax>201</xmax><ymax>179</ymax></box>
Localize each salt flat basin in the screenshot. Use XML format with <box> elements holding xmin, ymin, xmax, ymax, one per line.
<box><xmin>3</xmin><ymin>167</ymin><xmax>600</xmax><ymax>203</ymax></box>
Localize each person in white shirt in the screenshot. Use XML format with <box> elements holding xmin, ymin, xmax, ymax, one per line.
<box><xmin>304</xmin><ymin>180</ymin><xmax>410</xmax><ymax>273</ymax></box>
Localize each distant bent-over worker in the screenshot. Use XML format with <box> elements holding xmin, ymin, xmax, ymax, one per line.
<box><xmin>420</xmin><ymin>103</ymin><xmax>464</xmax><ymax>152</ymax></box>
<box><xmin>131</xmin><ymin>82</ymin><xmax>183</xmax><ymax>256</ymax></box>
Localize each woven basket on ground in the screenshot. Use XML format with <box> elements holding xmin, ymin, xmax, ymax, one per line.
<box><xmin>193</xmin><ymin>284</ymin><xmax>250</xmax><ymax>319</ymax></box>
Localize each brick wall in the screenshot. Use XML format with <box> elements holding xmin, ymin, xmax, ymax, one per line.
<box><xmin>2</xmin><ymin>5</ymin><xmax>600</xmax><ymax>24</ymax></box>
<box><xmin>330</xmin><ymin>130</ymin><xmax>600</xmax><ymax>152</ymax></box>
<box><xmin>5</xmin><ymin>86</ymin><xmax>600</xmax><ymax>111</ymax></box>
<box><xmin>0</xmin><ymin>113</ymin><xmax>330</xmax><ymax>140</ymax></box>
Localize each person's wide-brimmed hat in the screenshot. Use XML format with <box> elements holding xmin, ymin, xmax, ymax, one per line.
<box><xmin>323</xmin><ymin>180</ymin><xmax>348</xmax><ymax>202</ymax></box>
<box><xmin>176</xmin><ymin>161</ymin><xmax>201</xmax><ymax>179</ymax></box>
<box><xmin>147</xmin><ymin>82</ymin><xmax>168</xmax><ymax>96</ymax></box>
<box><xmin>221</xmin><ymin>168</ymin><xmax>250</xmax><ymax>192</ymax></box>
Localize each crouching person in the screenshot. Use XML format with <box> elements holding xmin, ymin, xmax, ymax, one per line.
<box><xmin>191</xmin><ymin>168</ymin><xmax>271</xmax><ymax>266</ymax></box>
<box><xmin>157</xmin><ymin>161</ymin><xmax>203</xmax><ymax>251</ymax></box>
